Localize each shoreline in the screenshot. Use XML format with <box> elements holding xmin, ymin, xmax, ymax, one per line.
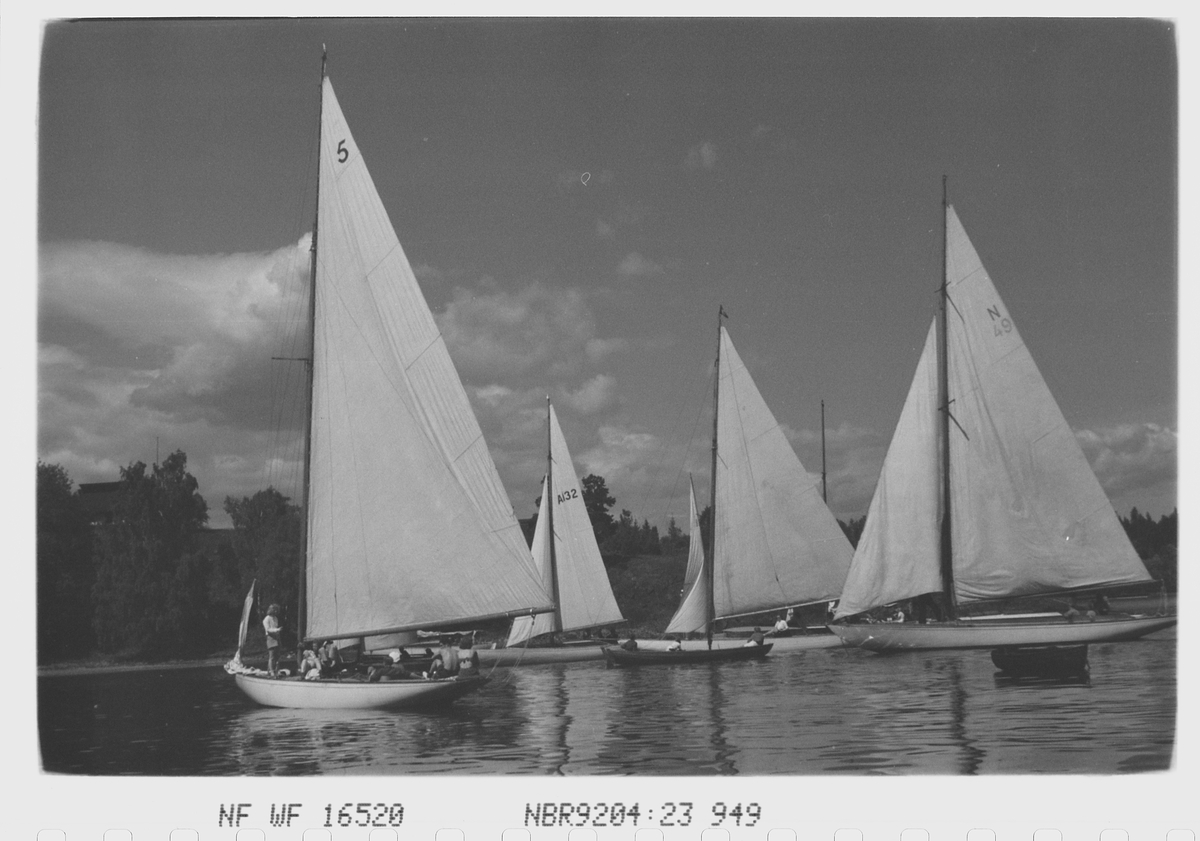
<box><xmin>38</xmin><ymin>655</ymin><xmax>234</xmax><ymax>678</ymax></box>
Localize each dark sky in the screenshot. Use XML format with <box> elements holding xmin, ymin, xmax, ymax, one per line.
<box><xmin>32</xmin><ymin>17</ymin><xmax>1178</xmax><ymax>527</ymax></box>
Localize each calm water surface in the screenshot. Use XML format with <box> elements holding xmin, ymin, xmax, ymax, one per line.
<box><xmin>39</xmin><ymin>633</ymin><xmax>1175</xmax><ymax>775</ymax></box>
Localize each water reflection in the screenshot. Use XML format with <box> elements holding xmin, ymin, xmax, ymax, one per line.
<box><xmin>39</xmin><ymin>635</ymin><xmax>1176</xmax><ymax>775</ymax></box>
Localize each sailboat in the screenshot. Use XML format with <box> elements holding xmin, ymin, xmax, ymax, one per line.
<box><xmin>829</xmin><ymin>182</ymin><xmax>1176</xmax><ymax>651</ymax></box>
<box><xmin>477</xmin><ymin>400</ymin><xmax>625</xmax><ymax>666</ymax></box>
<box><xmin>605</xmin><ymin>312</ymin><xmax>854</xmax><ymax>665</ymax></box>
<box><xmin>228</xmin><ymin>59</ymin><xmax>554</xmax><ymax>709</ymax></box>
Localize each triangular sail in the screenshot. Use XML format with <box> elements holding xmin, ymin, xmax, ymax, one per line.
<box><xmin>508</xmin><ymin>477</ymin><xmax>556</xmax><ymax>645</ymax></box>
<box><xmin>306</xmin><ymin>78</ymin><xmax>552</xmax><ymax>641</ymax></box>
<box><xmin>834</xmin><ymin>324</ymin><xmax>943</xmax><ymax>617</ymax></box>
<box><xmin>711</xmin><ymin>328</ymin><xmax>853</xmax><ymax>619</ymax></box>
<box><xmin>836</xmin><ymin>203</ymin><xmax>1149</xmax><ymax>618</ymax></box>
<box><xmin>236</xmin><ymin>580</ymin><xmax>256</xmax><ymax>657</ymax></box>
<box><xmin>682</xmin><ymin>476</ymin><xmax>705</xmax><ymax>592</ymax></box>
<box><xmin>665</xmin><ymin>478</ymin><xmax>710</xmax><ymax>634</ymax></box>
<box><xmin>942</xmin><ymin>205</ymin><xmax>1149</xmax><ymax>600</ymax></box>
<box><xmin>507</xmin><ymin>404</ymin><xmax>625</xmax><ymax>645</ymax></box>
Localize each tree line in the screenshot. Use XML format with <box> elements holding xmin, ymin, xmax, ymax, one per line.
<box><xmin>36</xmin><ymin>454</ymin><xmax>1179</xmax><ymax>664</ymax></box>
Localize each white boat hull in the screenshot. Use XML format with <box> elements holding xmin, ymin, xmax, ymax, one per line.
<box><xmin>829</xmin><ymin>615</ymin><xmax>1176</xmax><ymax>651</ymax></box>
<box><xmin>234</xmin><ymin>674</ymin><xmax>488</xmax><ymax>710</ymax></box>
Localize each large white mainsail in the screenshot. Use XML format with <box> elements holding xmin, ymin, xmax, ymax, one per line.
<box><xmin>836</xmin><ymin>203</ymin><xmax>1150</xmax><ymax>619</ymax></box>
<box><xmin>306</xmin><ymin>78</ymin><xmax>552</xmax><ymax>641</ymax></box>
<box><xmin>667</xmin><ymin>324</ymin><xmax>852</xmax><ymax>636</ymax></box>
<box><xmin>711</xmin><ymin>327</ymin><xmax>853</xmax><ymax>620</ymax></box>
<box><xmin>507</xmin><ymin>403</ymin><xmax>625</xmax><ymax>645</ymax></box>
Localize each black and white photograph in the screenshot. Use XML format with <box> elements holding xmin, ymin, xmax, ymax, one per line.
<box><xmin>27</xmin><ymin>14</ymin><xmax>1181</xmax><ymax>791</ymax></box>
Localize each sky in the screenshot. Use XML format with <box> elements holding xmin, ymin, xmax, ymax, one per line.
<box><xmin>33</xmin><ymin>18</ymin><xmax>1179</xmax><ymax>530</ymax></box>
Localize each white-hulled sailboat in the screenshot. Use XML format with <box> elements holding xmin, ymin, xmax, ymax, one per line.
<box><xmin>605</xmin><ymin>312</ymin><xmax>854</xmax><ymax>665</ymax></box>
<box><xmin>829</xmin><ymin>182</ymin><xmax>1176</xmax><ymax>651</ymax></box>
<box><xmin>228</xmin><ymin>59</ymin><xmax>553</xmax><ymax>709</ymax></box>
<box><xmin>478</xmin><ymin>400</ymin><xmax>625</xmax><ymax>666</ymax></box>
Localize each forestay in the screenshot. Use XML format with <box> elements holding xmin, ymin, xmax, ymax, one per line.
<box><xmin>835</xmin><ymin>204</ymin><xmax>1150</xmax><ymax>618</ymax></box>
<box><xmin>306</xmin><ymin>78</ymin><xmax>551</xmax><ymax>641</ymax></box>
<box><xmin>507</xmin><ymin>403</ymin><xmax>624</xmax><ymax>644</ymax></box>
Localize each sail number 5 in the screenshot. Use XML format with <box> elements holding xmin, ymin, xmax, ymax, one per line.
<box><xmin>337</xmin><ymin>139</ymin><xmax>350</xmax><ymax>163</ymax></box>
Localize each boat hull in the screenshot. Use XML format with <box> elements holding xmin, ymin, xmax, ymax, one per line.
<box><xmin>991</xmin><ymin>644</ymin><xmax>1089</xmax><ymax>677</ymax></box>
<box><xmin>829</xmin><ymin>615</ymin><xmax>1176</xmax><ymax>651</ymax></box>
<box><xmin>476</xmin><ymin>644</ymin><xmax>606</xmax><ymax>667</ymax></box>
<box><xmin>603</xmin><ymin>643</ymin><xmax>773</xmax><ymax>666</ymax></box>
<box><xmin>234</xmin><ymin>674</ymin><xmax>488</xmax><ymax>710</ymax></box>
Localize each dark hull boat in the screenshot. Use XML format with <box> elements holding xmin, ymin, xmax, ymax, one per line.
<box><xmin>603</xmin><ymin>643</ymin><xmax>773</xmax><ymax>667</ymax></box>
<box><xmin>990</xmin><ymin>644</ymin><xmax>1089</xmax><ymax>677</ymax></box>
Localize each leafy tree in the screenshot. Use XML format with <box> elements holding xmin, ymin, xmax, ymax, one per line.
<box><xmin>223</xmin><ymin>487</ymin><xmax>302</xmax><ymax>625</ymax></box>
<box><xmin>37</xmin><ymin>462</ymin><xmax>94</xmax><ymax>662</ymax></box>
<box><xmin>662</xmin><ymin>516</ymin><xmax>688</xmax><ymax>553</ymax></box>
<box><xmin>91</xmin><ymin>451</ymin><xmax>210</xmax><ymax>657</ymax></box>
<box><xmin>581</xmin><ymin>474</ymin><xmax>616</xmax><ymax>543</ymax></box>
<box><xmin>1120</xmin><ymin>507</ymin><xmax>1177</xmax><ymax>592</ymax></box>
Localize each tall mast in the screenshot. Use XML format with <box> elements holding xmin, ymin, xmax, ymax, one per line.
<box><xmin>546</xmin><ymin>396</ymin><xmax>562</xmax><ymax>633</ymax></box>
<box><xmin>706</xmin><ymin>306</ymin><xmax>727</xmax><ymax>649</ymax></box>
<box><xmin>297</xmin><ymin>49</ymin><xmax>326</xmax><ymax>645</ymax></box>
<box><xmin>820</xmin><ymin>399</ymin><xmax>827</xmax><ymax>503</ymax></box>
<box><xmin>937</xmin><ymin>175</ymin><xmax>957</xmax><ymax>620</ymax></box>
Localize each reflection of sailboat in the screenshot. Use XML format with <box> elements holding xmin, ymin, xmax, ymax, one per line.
<box><xmin>231</xmin><ymin>59</ymin><xmax>552</xmax><ymax>709</ymax></box>
<box><xmin>607</xmin><ymin>312</ymin><xmax>853</xmax><ymax>665</ymax></box>
<box><xmin>831</xmin><ymin>184</ymin><xmax>1175</xmax><ymax>651</ymax></box>
<box><xmin>497</xmin><ymin>401</ymin><xmax>624</xmax><ymax>661</ymax></box>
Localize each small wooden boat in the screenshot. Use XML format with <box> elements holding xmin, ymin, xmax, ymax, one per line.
<box><xmin>603</xmin><ymin>643</ymin><xmax>773</xmax><ymax>667</ymax></box>
<box><xmin>990</xmin><ymin>644</ymin><xmax>1089</xmax><ymax>677</ymax></box>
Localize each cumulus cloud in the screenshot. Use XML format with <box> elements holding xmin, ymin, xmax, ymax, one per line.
<box><xmin>578</xmin><ymin>425</ymin><xmax>661</xmax><ymax>487</ymax></box>
<box><xmin>1076</xmin><ymin>423</ymin><xmax>1176</xmax><ymax>503</ymax></box>
<box><xmin>436</xmin><ymin>282</ymin><xmax>626</xmax><ymax>381</ymax></box>
<box><xmin>561</xmin><ymin>374</ymin><xmax>617</xmax><ymax>415</ymax></box>
<box><xmin>684</xmin><ymin>140</ymin><xmax>718</xmax><ymax>170</ymax></box>
<box><xmin>40</xmin><ymin>238</ymin><xmax>311</xmax><ymax>428</ymax></box>
<box><xmin>38</xmin><ymin>238</ymin><xmax>316</xmax><ymax>520</ymax></box>
<box><xmin>617</xmin><ymin>252</ymin><xmax>663</xmax><ymax>280</ymax></box>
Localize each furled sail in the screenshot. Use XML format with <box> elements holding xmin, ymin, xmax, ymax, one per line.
<box><xmin>836</xmin><ymin>204</ymin><xmax>1149</xmax><ymax>618</ymax></box>
<box><xmin>665</xmin><ymin>478</ymin><xmax>710</xmax><ymax>634</ymax></box>
<box><xmin>711</xmin><ymin>328</ymin><xmax>853</xmax><ymax>620</ymax></box>
<box><xmin>306</xmin><ymin>78</ymin><xmax>552</xmax><ymax>641</ymax></box>
<box><xmin>507</xmin><ymin>403</ymin><xmax>625</xmax><ymax>645</ymax></box>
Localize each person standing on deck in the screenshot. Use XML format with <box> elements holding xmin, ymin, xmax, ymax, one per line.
<box><xmin>263</xmin><ymin>604</ymin><xmax>282</xmax><ymax>677</ymax></box>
